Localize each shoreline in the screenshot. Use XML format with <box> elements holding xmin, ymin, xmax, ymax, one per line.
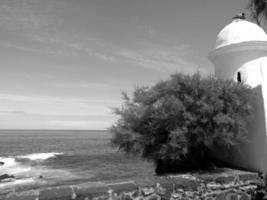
<box><xmin>1</xmin><ymin>168</ymin><xmax>261</xmax><ymax>200</ymax></box>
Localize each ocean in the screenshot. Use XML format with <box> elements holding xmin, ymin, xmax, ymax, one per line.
<box><xmin>0</xmin><ymin>130</ymin><xmax>154</xmax><ymax>192</ymax></box>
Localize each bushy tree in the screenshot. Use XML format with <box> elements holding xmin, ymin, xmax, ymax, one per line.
<box><xmin>110</xmin><ymin>73</ymin><xmax>256</xmax><ymax>174</ymax></box>
<box><xmin>248</xmin><ymin>0</ymin><xmax>267</xmax><ymax>26</ymax></box>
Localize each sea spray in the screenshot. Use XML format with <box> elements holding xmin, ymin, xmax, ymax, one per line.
<box><xmin>0</xmin><ymin>157</ymin><xmax>31</xmax><ymax>175</ymax></box>
<box><xmin>17</xmin><ymin>152</ymin><xmax>64</xmax><ymax>161</ymax></box>
<box><xmin>0</xmin><ymin>152</ymin><xmax>75</xmax><ymax>191</ymax></box>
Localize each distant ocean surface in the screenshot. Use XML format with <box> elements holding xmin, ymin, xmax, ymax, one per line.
<box><xmin>0</xmin><ymin>130</ymin><xmax>154</xmax><ymax>191</ymax></box>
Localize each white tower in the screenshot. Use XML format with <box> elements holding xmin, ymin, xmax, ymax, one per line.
<box><xmin>209</xmin><ymin>17</ymin><xmax>267</xmax><ymax>172</ymax></box>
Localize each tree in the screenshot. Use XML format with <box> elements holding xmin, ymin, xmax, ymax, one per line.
<box><xmin>248</xmin><ymin>0</ymin><xmax>267</xmax><ymax>26</ymax></box>
<box><xmin>110</xmin><ymin>73</ymin><xmax>256</xmax><ymax>174</ymax></box>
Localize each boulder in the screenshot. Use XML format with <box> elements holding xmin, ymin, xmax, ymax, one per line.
<box><xmin>0</xmin><ymin>174</ymin><xmax>15</xmax><ymax>181</ymax></box>
<box><xmin>0</xmin><ymin>161</ymin><xmax>4</xmax><ymax>165</ymax></box>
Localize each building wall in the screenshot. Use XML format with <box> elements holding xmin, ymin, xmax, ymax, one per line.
<box><xmin>212</xmin><ymin>49</ymin><xmax>267</xmax><ymax>172</ymax></box>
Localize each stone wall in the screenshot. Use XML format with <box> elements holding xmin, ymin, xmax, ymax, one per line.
<box><xmin>2</xmin><ymin>168</ymin><xmax>262</xmax><ymax>200</ymax></box>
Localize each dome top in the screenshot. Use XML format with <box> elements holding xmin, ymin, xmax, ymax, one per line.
<box><xmin>215</xmin><ymin>19</ymin><xmax>267</xmax><ymax>49</ymax></box>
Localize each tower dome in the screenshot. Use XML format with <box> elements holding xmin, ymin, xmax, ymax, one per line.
<box><xmin>215</xmin><ymin>19</ymin><xmax>267</xmax><ymax>49</ymax></box>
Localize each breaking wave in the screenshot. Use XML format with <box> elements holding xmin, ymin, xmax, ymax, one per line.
<box><xmin>17</xmin><ymin>152</ymin><xmax>64</xmax><ymax>161</ymax></box>
<box><xmin>0</xmin><ymin>152</ymin><xmax>71</xmax><ymax>190</ymax></box>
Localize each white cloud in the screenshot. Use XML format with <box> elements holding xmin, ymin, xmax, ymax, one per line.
<box><xmin>0</xmin><ymin>1</ymin><xmax>116</xmax><ymax>62</ymax></box>
<box><xmin>0</xmin><ymin>0</ymin><xmax>59</xmax><ymax>34</ymax></box>
<box><xmin>117</xmin><ymin>45</ymin><xmax>201</xmax><ymax>74</ymax></box>
<box><xmin>0</xmin><ymin>93</ymin><xmax>120</xmax><ymax>116</ymax></box>
<box><xmin>0</xmin><ymin>93</ymin><xmax>116</xmax><ymax>105</ymax></box>
<box><xmin>48</xmin><ymin>120</ymin><xmax>113</xmax><ymax>130</ymax></box>
<box><xmin>0</xmin><ymin>42</ymin><xmax>68</xmax><ymax>57</ymax></box>
<box><xmin>0</xmin><ymin>93</ymin><xmax>120</xmax><ymax>129</ymax></box>
<box><xmin>31</xmin><ymin>35</ymin><xmax>117</xmax><ymax>62</ymax></box>
<box><xmin>51</xmin><ymin>82</ymin><xmax>117</xmax><ymax>90</ymax></box>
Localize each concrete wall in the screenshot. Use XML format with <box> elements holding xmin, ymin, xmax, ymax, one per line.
<box><xmin>1</xmin><ymin>169</ymin><xmax>261</xmax><ymax>200</ymax></box>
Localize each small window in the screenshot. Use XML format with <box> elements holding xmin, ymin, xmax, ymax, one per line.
<box><xmin>237</xmin><ymin>72</ymin><xmax>241</xmax><ymax>82</ymax></box>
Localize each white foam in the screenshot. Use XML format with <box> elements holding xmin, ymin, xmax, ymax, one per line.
<box><xmin>0</xmin><ymin>157</ymin><xmax>17</xmax><ymax>167</ymax></box>
<box><xmin>0</xmin><ymin>157</ymin><xmax>31</xmax><ymax>175</ymax></box>
<box><xmin>17</xmin><ymin>152</ymin><xmax>63</xmax><ymax>161</ymax></box>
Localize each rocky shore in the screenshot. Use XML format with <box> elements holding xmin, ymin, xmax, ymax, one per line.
<box><xmin>0</xmin><ymin>161</ymin><xmax>15</xmax><ymax>182</ymax></box>
<box><xmin>0</xmin><ymin>174</ymin><xmax>15</xmax><ymax>182</ymax></box>
<box><xmin>1</xmin><ymin>168</ymin><xmax>263</xmax><ymax>200</ymax></box>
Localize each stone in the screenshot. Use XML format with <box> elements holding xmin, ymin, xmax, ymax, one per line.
<box><xmin>0</xmin><ymin>161</ymin><xmax>4</xmax><ymax>165</ymax></box>
<box><xmin>146</xmin><ymin>194</ymin><xmax>160</xmax><ymax>200</ymax></box>
<box><xmin>0</xmin><ymin>174</ymin><xmax>15</xmax><ymax>181</ymax></box>
<box><xmin>155</xmin><ymin>185</ymin><xmax>166</xmax><ymax>195</ymax></box>
<box><xmin>171</xmin><ymin>192</ymin><xmax>183</xmax><ymax>200</ymax></box>
<box><xmin>185</xmin><ymin>191</ymin><xmax>195</xmax><ymax>198</ymax></box>
<box><xmin>142</xmin><ymin>187</ymin><xmax>155</xmax><ymax>196</ymax></box>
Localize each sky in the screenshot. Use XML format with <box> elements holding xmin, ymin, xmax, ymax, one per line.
<box><xmin>0</xmin><ymin>0</ymin><xmax>250</xmax><ymax>130</ymax></box>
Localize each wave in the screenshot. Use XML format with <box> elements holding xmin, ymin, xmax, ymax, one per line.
<box><xmin>0</xmin><ymin>157</ymin><xmax>17</xmax><ymax>167</ymax></box>
<box><xmin>17</xmin><ymin>152</ymin><xmax>63</xmax><ymax>161</ymax></box>
<box><xmin>0</xmin><ymin>152</ymin><xmax>64</xmax><ymax>177</ymax></box>
<box><xmin>0</xmin><ymin>157</ymin><xmax>31</xmax><ymax>175</ymax></box>
<box><xmin>0</xmin><ymin>152</ymin><xmax>78</xmax><ymax>191</ymax></box>
<box><xmin>0</xmin><ymin>178</ymin><xmax>36</xmax><ymax>191</ymax></box>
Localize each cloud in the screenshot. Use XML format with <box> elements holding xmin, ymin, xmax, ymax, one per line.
<box><xmin>0</xmin><ymin>92</ymin><xmax>119</xmax><ymax>129</ymax></box>
<box><xmin>1</xmin><ymin>35</ymin><xmax>117</xmax><ymax>62</ymax></box>
<box><xmin>31</xmin><ymin>35</ymin><xmax>117</xmax><ymax>62</ymax></box>
<box><xmin>0</xmin><ymin>42</ymin><xmax>68</xmax><ymax>57</ymax></box>
<box><xmin>0</xmin><ymin>0</ymin><xmax>59</xmax><ymax>34</ymax></box>
<box><xmin>48</xmin><ymin>120</ymin><xmax>113</xmax><ymax>129</ymax></box>
<box><xmin>0</xmin><ymin>0</ymin><xmax>116</xmax><ymax>62</ymax></box>
<box><xmin>0</xmin><ymin>92</ymin><xmax>119</xmax><ymax>106</ymax></box>
<box><xmin>0</xmin><ymin>93</ymin><xmax>120</xmax><ymax>116</ymax></box>
<box><xmin>51</xmin><ymin>82</ymin><xmax>117</xmax><ymax>90</ymax></box>
<box><xmin>0</xmin><ymin>112</ymin><xmax>115</xmax><ymax>130</ymax></box>
<box><xmin>0</xmin><ymin>110</ymin><xmax>117</xmax><ymax>122</ymax></box>
<box><xmin>117</xmin><ymin>45</ymin><xmax>202</xmax><ymax>74</ymax></box>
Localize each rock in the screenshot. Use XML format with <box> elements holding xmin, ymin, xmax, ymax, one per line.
<box><xmin>142</xmin><ymin>187</ymin><xmax>155</xmax><ymax>196</ymax></box>
<box><xmin>0</xmin><ymin>174</ymin><xmax>15</xmax><ymax>181</ymax></box>
<box><xmin>0</xmin><ymin>161</ymin><xmax>4</xmax><ymax>165</ymax></box>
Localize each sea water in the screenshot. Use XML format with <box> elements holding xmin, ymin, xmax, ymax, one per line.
<box><xmin>0</xmin><ymin>130</ymin><xmax>154</xmax><ymax>191</ymax></box>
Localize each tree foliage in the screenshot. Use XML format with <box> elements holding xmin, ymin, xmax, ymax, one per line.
<box><xmin>110</xmin><ymin>73</ymin><xmax>256</xmax><ymax>174</ymax></box>
<box><xmin>248</xmin><ymin>0</ymin><xmax>267</xmax><ymax>26</ymax></box>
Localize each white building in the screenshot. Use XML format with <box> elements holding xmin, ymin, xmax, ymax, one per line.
<box><xmin>209</xmin><ymin>17</ymin><xmax>267</xmax><ymax>172</ymax></box>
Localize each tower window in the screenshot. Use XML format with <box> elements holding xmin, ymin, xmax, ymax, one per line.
<box><xmin>237</xmin><ymin>72</ymin><xmax>241</xmax><ymax>82</ymax></box>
